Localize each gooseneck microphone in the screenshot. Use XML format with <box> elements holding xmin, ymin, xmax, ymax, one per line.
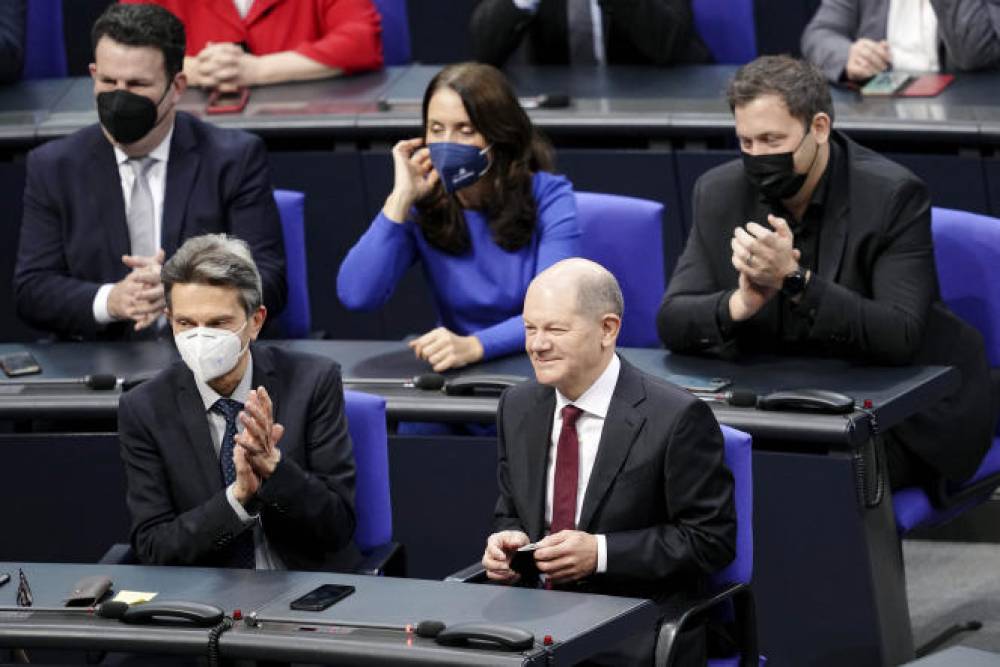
<box><xmin>8</xmin><ymin>374</ymin><xmax>119</xmax><ymax>391</ymax></box>
<box><xmin>344</xmin><ymin>373</ymin><xmax>446</xmax><ymax>391</ymax></box>
<box><xmin>692</xmin><ymin>388</ymin><xmax>758</xmax><ymax>407</ymax></box>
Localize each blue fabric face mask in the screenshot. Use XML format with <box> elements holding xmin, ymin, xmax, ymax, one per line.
<box><xmin>427</xmin><ymin>142</ymin><xmax>491</xmax><ymax>194</ymax></box>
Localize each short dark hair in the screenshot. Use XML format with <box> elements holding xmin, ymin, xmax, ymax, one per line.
<box><xmin>92</xmin><ymin>4</ymin><xmax>186</xmax><ymax>81</ymax></box>
<box><xmin>727</xmin><ymin>55</ymin><xmax>834</xmax><ymax>128</ymax></box>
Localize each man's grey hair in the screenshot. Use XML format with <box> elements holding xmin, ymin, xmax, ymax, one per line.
<box><xmin>162</xmin><ymin>234</ymin><xmax>262</xmax><ymax>316</ymax></box>
<box><xmin>575</xmin><ymin>264</ymin><xmax>624</xmax><ymax>320</ymax></box>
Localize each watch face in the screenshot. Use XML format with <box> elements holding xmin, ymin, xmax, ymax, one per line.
<box><xmin>783</xmin><ymin>271</ymin><xmax>806</xmax><ymax>296</ymax></box>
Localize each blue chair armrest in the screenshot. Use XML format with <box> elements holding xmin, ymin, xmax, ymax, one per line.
<box><xmin>655</xmin><ymin>583</ymin><xmax>757</xmax><ymax>667</ymax></box>
<box><xmin>99</xmin><ymin>543</ymin><xmax>137</xmax><ymax>565</ymax></box>
<box><xmin>444</xmin><ymin>562</ymin><xmax>488</xmax><ymax>583</ymax></box>
<box><xmin>355</xmin><ymin>542</ymin><xmax>405</xmax><ymax>577</ymax></box>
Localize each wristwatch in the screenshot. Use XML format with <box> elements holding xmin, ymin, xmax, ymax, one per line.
<box><xmin>781</xmin><ymin>269</ymin><xmax>808</xmax><ymax>298</ymax></box>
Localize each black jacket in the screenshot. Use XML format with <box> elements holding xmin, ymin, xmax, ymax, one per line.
<box><xmin>659</xmin><ymin>131</ymin><xmax>994</xmax><ymax>482</ymax></box>
<box><xmin>470</xmin><ymin>0</ymin><xmax>712</xmax><ymax>66</ymax></box>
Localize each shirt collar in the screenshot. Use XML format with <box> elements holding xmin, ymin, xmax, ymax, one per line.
<box><xmin>194</xmin><ymin>352</ymin><xmax>254</xmax><ymax>412</ymax></box>
<box><xmin>554</xmin><ymin>353</ymin><xmax>621</xmax><ymax>419</ymax></box>
<box><xmin>113</xmin><ymin>120</ymin><xmax>175</xmax><ymax>166</ymax></box>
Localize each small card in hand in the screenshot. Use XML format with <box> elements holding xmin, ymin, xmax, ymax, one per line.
<box><xmin>510</xmin><ymin>542</ymin><xmax>541</xmax><ymax>579</ymax></box>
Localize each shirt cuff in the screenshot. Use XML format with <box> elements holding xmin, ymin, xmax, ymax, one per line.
<box><xmin>226</xmin><ymin>484</ymin><xmax>258</xmax><ymax>524</ymax></box>
<box><xmin>92</xmin><ymin>283</ymin><xmax>117</xmax><ymax>325</ymax></box>
<box><xmin>512</xmin><ymin>0</ymin><xmax>541</xmax><ymax>11</ymax></box>
<box><xmin>596</xmin><ymin>534</ymin><xmax>607</xmax><ymax>574</ymax></box>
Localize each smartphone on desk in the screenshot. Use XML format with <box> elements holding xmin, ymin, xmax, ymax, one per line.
<box><xmin>1</xmin><ymin>352</ymin><xmax>41</xmax><ymax>377</ymax></box>
<box><xmin>861</xmin><ymin>71</ymin><xmax>911</xmax><ymax>96</ymax></box>
<box><xmin>289</xmin><ymin>584</ymin><xmax>355</xmax><ymax>611</ymax></box>
<box><xmin>206</xmin><ymin>87</ymin><xmax>250</xmax><ymax>114</ymax></box>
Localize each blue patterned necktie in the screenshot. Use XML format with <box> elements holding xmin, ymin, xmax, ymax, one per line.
<box><xmin>211</xmin><ymin>397</ymin><xmax>257</xmax><ymax>569</ymax></box>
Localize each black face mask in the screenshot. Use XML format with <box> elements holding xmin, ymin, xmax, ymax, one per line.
<box><xmin>96</xmin><ymin>83</ymin><xmax>172</xmax><ymax>145</ymax></box>
<box><xmin>741</xmin><ymin>129</ymin><xmax>817</xmax><ymax>201</ymax></box>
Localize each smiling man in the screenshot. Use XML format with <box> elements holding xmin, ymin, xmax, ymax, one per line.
<box><xmin>15</xmin><ymin>3</ymin><xmax>285</xmax><ymax>341</ymax></box>
<box><xmin>658</xmin><ymin>55</ymin><xmax>994</xmax><ymax>492</ymax></box>
<box><xmin>483</xmin><ymin>258</ymin><xmax>735</xmax><ymax>666</ymax></box>
<box><xmin>119</xmin><ymin>234</ymin><xmax>357</xmax><ymax>571</ymax></box>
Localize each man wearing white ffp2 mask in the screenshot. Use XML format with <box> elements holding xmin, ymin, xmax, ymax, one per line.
<box><xmin>118</xmin><ymin>233</ymin><xmax>360</xmax><ymax>572</ymax></box>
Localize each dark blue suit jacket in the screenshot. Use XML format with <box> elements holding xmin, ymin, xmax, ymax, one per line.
<box><xmin>15</xmin><ymin>112</ymin><xmax>287</xmax><ymax>340</ymax></box>
<box><xmin>119</xmin><ymin>345</ymin><xmax>359</xmax><ymax>571</ymax></box>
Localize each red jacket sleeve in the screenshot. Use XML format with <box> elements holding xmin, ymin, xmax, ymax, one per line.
<box><xmin>294</xmin><ymin>0</ymin><xmax>384</xmax><ymax>74</ymax></box>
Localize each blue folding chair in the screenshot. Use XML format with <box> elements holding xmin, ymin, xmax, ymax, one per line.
<box><xmin>371</xmin><ymin>0</ymin><xmax>411</xmax><ymax>65</ymax></box>
<box><xmin>656</xmin><ymin>425</ymin><xmax>759</xmax><ymax>667</ymax></box>
<box><xmin>575</xmin><ymin>191</ymin><xmax>665</xmax><ymax>348</ymax></box>
<box><xmin>24</xmin><ymin>0</ymin><xmax>67</xmax><ymax>79</ymax></box>
<box><xmin>892</xmin><ymin>208</ymin><xmax>1000</xmax><ymax>655</ymax></box>
<box><xmin>690</xmin><ymin>0</ymin><xmax>757</xmax><ymax>65</ymax></box>
<box><xmin>273</xmin><ymin>189</ymin><xmax>311</xmax><ymax>339</ymax></box>
<box><xmin>345</xmin><ymin>389</ymin><xmax>404</xmax><ymax>576</ymax></box>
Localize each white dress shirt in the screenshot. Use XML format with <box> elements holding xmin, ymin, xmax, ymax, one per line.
<box><xmin>545</xmin><ymin>353</ymin><xmax>621</xmax><ymax>573</ymax></box>
<box><xmin>511</xmin><ymin>0</ymin><xmax>606</xmax><ymax>64</ymax></box>
<box><xmin>193</xmin><ymin>353</ymin><xmax>285</xmax><ymax>570</ymax></box>
<box><xmin>887</xmin><ymin>0</ymin><xmax>940</xmax><ymax>72</ymax></box>
<box><xmin>232</xmin><ymin>0</ymin><xmax>255</xmax><ymax>19</ymax></box>
<box><xmin>92</xmin><ymin>123</ymin><xmax>174</xmax><ymax>324</ymax></box>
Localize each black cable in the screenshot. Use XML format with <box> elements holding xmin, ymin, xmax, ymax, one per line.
<box><xmin>207</xmin><ymin>616</ymin><xmax>234</xmax><ymax>667</ymax></box>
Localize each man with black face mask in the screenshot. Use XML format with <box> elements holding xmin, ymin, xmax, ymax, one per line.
<box><xmin>14</xmin><ymin>3</ymin><xmax>286</xmax><ymax>341</ymax></box>
<box><xmin>658</xmin><ymin>55</ymin><xmax>994</xmax><ymax>493</ymax></box>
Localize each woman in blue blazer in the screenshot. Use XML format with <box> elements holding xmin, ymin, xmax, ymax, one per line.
<box><xmin>337</xmin><ymin>62</ymin><xmax>580</xmax><ymax>371</ymax></box>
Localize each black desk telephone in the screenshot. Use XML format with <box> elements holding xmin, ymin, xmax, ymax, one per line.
<box><xmin>120</xmin><ymin>600</ymin><xmax>225</xmax><ymax>627</ymax></box>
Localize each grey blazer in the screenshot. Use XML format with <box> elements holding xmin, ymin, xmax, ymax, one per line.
<box><xmin>801</xmin><ymin>0</ymin><xmax>1000</xmax><ymax>81</ymax></box>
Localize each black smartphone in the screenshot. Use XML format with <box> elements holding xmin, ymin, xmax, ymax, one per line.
<box><xmin>289</xmin><ymin>584</ymin><xmax>355</xmax><ymax>611</ymax></box>
<box><xmin>1</xmin><ymin>352</ymin><xmax>41</xmax><ymax>377</ymax></box>
<box><xmin>510</xmin><ymin>542</ymin><xmax>540</xmax><ymax>578</ymax></box>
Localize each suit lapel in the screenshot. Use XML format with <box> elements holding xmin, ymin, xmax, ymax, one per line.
<box><xmin>817</xmin><ymin>134</ymin><xmax>851</xmax><ymax>280</ymax></box>
<box><xmin>161</xmin><ymin>115</ymin><xmax>201</xmax><ymax>256</ymax></box>
<box><xmin>512</xmin><ymin>388</ymin><xmax>554</xmax><ymax>541</ymax></box>
<box><xmin>175</xmin><ymin>369</ymin><xmax>224</xmax><ymax>493</ymax></box>
<box><xmin>88</xmin><ymin>131</ymin><xmax>131</xmax><ymax>262</ymax></box>
<box><xmin>577</xmin><ymin>362</ymin><xmax>646</xmax><ymax>532</ymax></box>
<box><xmin>206</xmin><ymin>0</ymin><xmax>247</xmax><ymax>33</ymax></box>
<box><xmin>246</xmin><ymin>0</ymin><xmax>285</xmax><ymax>26</ymax></box>
<box><xmin>250</xmin><ymin>345</ymin><xmax>280</xmax><ymax>423</ymax></box>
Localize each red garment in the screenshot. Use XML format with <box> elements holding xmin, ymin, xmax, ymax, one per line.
<box><xmin>122</xmin><ymin>0</ymin><xmax>383</xmax><ymax>74</ymax></box>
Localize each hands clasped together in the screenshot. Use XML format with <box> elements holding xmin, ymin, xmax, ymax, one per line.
<box><xmin>188</xmin><ymin>42</ymin><xmax>261</xmax><ymax>92</ymax></box>
<box><xmin>728</xmin><ymin>214</ymin><xmax>802</xmax><ymax>322</ymax></box>
<box><xmin>231</xmin><ymin>386</ymin><xmax>285</xmax><ymax>505</ymax></box>
<box><xmin>483</xmin><ymin>529</ymin><xmax>598</xmax><ymax>586</ymax></box>
<box><xmin>108</xmin><ymin>249</ymin><xmax>166</xmax><ymax>331</ymax></box>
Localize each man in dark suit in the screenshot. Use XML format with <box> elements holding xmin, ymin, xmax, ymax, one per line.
<box><xmin>119</xmin><ymin>234</ymin><xmax>356</xmax><ymax>570</ymax></box>
<box><xmin>658</xmin><ymin>55</ymin><xmax>994</xmax><ymax>490</ymax></box>
<box><xmin>470</xmin><ymin>0</ymin><xmax>711</xmax><ymax>67</ymax></box>
<box><xmin>483</xmin><ymin>258</ymin><xmax>736</xmax><ymax>665</ymax></box>
<box><xmin>15</xmin><ymin>3</ymin><xmax>285</xmax><ymax>341</ymax></box>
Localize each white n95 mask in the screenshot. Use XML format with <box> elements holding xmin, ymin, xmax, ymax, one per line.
<box><xmin>175</xmin><ymin>323</ymin><xmax>248</xmax><ymax>383</ymax></box>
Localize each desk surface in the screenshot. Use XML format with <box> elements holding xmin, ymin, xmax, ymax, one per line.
<box><xmin>0</xmin><ymin>340</ymin><xmax>957</xmax><ymax>448</ymax></box>
<box><xmin>2</xmin><ymin>65</ymin><xmax>999</xmax><ymax>144</ymax></box>
<box><xmin>0</xmin><ymin>561</ymin><xmax>654</xmax><ymax>665</ymax></box>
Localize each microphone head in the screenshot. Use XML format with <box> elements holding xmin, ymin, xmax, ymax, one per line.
<box><xmin>415</xmin><ymin>620</ymin><xmax>446</xmax><ymax>638</ymax></box>
<box><xmin>413</xmin><ymin>373</ymin><xmax>446</xmax><ymax>391</ymax></box>
<box><xmin>95</xmin><ymin>601</ymin><xmax>129</xmax><ymax>619</ymax></box>
<box><xmin>728</xmin><ymin>389</ymin><xmax>758</xmax><ymax>408</ymax></box>
<box><xmin>85</xmin><ymin>374</ymin><xmax>118</xmax><ymax>391</ymax></box>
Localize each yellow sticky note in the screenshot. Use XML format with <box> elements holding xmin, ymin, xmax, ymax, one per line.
<box><xmin>113</xmin><ymin>591</ymin><xmax>158</xmax><ymax>604</ymax></box>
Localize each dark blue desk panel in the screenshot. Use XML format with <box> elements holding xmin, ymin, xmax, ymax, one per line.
<box><xmin>0</xmin><ymin>562</ymin><xmax>655</xmax><ymax>665</ymax></box>
<box><xmin>0</xmin><ymin>340</ymin><xmax>959</xmax><ymax>665</ymax></box>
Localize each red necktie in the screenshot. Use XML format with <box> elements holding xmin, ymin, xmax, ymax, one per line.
<box><xmin>551</xmin><ymin>405</ymin><xmax>583</xmax><ymax>534</ymax></box>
